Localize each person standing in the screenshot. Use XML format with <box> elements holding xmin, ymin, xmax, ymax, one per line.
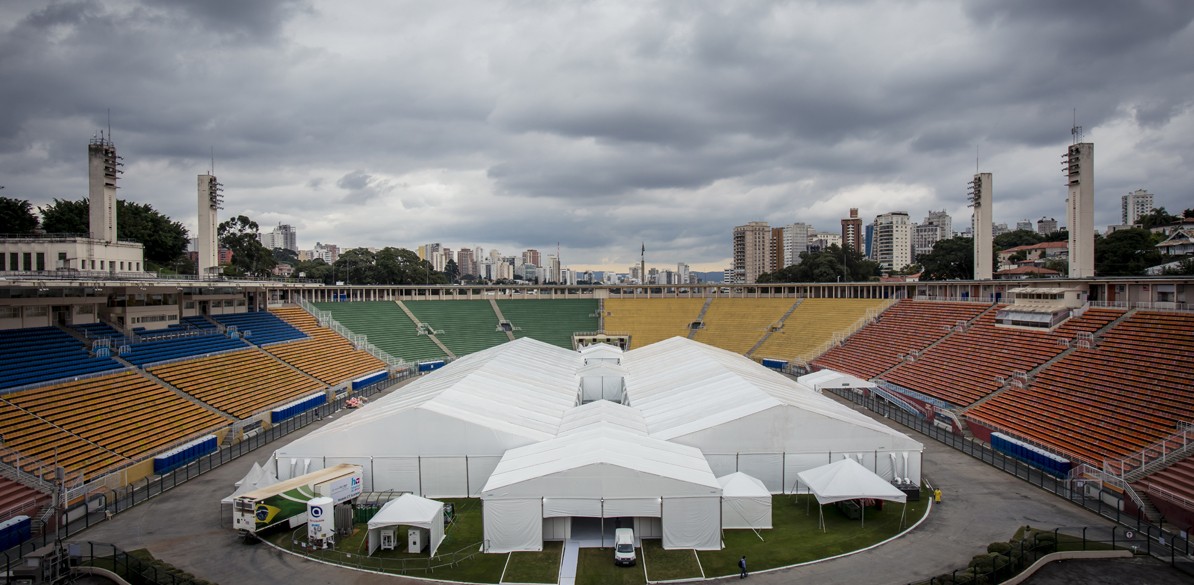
<box><xmin>739</xmin><ymin>555</ymin><xmax>748</xmax><ymax>579</ymax></box>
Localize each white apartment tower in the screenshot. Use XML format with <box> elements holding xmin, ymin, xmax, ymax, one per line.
<box><xmin>732</xmin><ymin>221</ymin><xmax>772</xmax><ymax>284</ymax></box>
<box><xmin>1121</xmin><ymin>189</ymin><xmax>1154</xmax><ymax>225</ymax></box>
<box><xmin>88</xmin><ymin>134</ymin><xmax>120</xmax><ymax>243</ymax></box>
<box><xmin>1064</xmin><ymin>142</ymin><xmax>1095</xmax><ymax>278</ymax></box>
<box><xmin>871</xmin><ymin>212</ymin><xmax>911</xmax><ymax>274</ymax></box>
<box><xmin>781</xmin><ymin>223</ymin><xmax>811</xmax><ymax>266</ymax></box>
<box><xmin>197</xmin><ymin>174</ymin><xmax>223</xmax><ymax>278</ymax></box>
<box><xmin>969</xmin><ymin>173</ymin><xmax>993</xmax><ymax>280</ymax></box>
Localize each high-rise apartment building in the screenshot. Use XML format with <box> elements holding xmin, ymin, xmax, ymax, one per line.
<box><xmin>456</xmin><ymin>248</ymin><xmax>476</xmax><ymax>276</ymax></box>
<box><xmin>1036</xmin><ymin>217</ymin><xmax>1058</xmax><ymax>235</ymax></box>
<box><xmin>871</xmin><ymin>212</ymin><xmax>911</xmax><ymax>273</ymax></box>
<box><xmin>312</xmin><ymin>242</ymin><xmax>339</xmax><ymax>264</ymax></box>
<box><xmin>1122</xmin><ymin>189</ymin><xmax>1154</xmax><ymax>225</ymax></box>
<box><xmin>522</xmin><ymin>249</ymin><xmax>541</xmax><ymax>267</ymax></box>
<box><xmin>1016</xmin><ymin>219</ymin><xmax>1033</xmax><ymax>232</ymax></box>
<box><xmin>545</xmin><ymin>254</ymin><xmax>561</xmax><ymax>283</ymax></box>
<box><xmin>771</xmin><ymin>227</ymin><xmax>786</xmax><ymax>272</ymax></box>
<box><xmin>781</xmin><ymin>223</ymin><xmax>811</xmax><ymax>267</ymax></box>
<box><xmin>732</xmin><ymin>221</ymin><xmax>772</xmax><ymax>284</ymax></box>
<box><xmin>259</xmin><ymin>224</ymin><xmax>298</xmax><ymax>252</ymax></box>
<box><xmin>841</xmin><ymin>208</ymin><xmax>864</xmax><ymax>253</ymax></box>
<box><xmin>913</xmin><ymin>210</ymin><xmax>952</xmax><ymax>260</ymax></box>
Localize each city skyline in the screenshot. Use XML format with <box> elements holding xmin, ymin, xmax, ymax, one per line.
<box><xmin>2</xmin><ymin>1</ymin><xmax>1192</xmax><ymax>272</ymax></box>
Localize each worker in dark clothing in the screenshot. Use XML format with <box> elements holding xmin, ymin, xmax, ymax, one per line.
<box><xmin>739</xmin><ymin>555</ymin><xmax>748</xmax><ymax>578</ymax></box>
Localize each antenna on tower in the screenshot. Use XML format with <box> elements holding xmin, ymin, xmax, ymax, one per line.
<box><xmin>107</xmin><ymin>108</ymin><xmax>112</xmax><ymax>144</ymax></box>
<box><xmin>976</xmin><ymin>144</ymin><xmax>980</xmax><ymax>173</ymax></box>
<box><xmin>1071</xmin><ymin>108</ymin><xmax>1083</xmax><ymax>144</ymax></box>
<box><xmin>210</xmin><ymin>146</ymin><xmax>215</xmax><ymax>175</ymax></box>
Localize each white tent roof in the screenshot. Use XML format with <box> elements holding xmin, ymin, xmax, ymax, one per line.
<box><xmin>797</xmin><ymin>369</ymin><xmax>877</xmax><ymax>392</ymax></box>
<box><xmin>367</xmin><ymin>494</ymin><xmax>446</xmax><ymax>557</ymax></box>
<box><xmin>222</xmin><ymin>461</ymin><xmax>278</xmax><ymax>504</ymax></box>
<box><xmin>718</xmin><ymin>472</ymin><xmax>770</xmax><ymax>497</ymax></box>
<box><xmin>278</xmin><ymin>338</ymin><xmax>582</xmax><ymax>457</ymax></box>
<box><xmin>580</xmin><ymin>343</ymin><xmax>623</xmax><ymax>359</ymax></box>
<box><xmin>557</xmin><ymin>400</ymin><xmax>647</xmax><ymax>437</ymax></box>
<box><xmin>795</xmin><ymin>458</ymin><xmax>907</xmax><ymax>504</ymax></box>
<box><xmin>623</xmin><ymin>337</ymin><xmax>916</xmax><ymax>446</ymax></box>
<box><xmin>482</xmin><ymin>426</ymin><xmax>719</xmax><ymax>495</ymax></box>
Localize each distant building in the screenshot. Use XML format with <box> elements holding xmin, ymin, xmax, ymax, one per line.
<box><xmin>456</xmin><ymin>248</ymin><xmax>476</xmax><ymax>276</ymax></box>
<box><xmin>732</xmin><ymin>221</ymin><xmax>773</xmax><ymax>284</ymax></box>
<box><xmin>1016</xmin><ymin>219</ymin><xmax>1033</xmax><ymax>232</ymax></box>
<box><xmin>781</xmin><ymin>223</ymin><xmax>812</xmax><ymax>268</ymax></box>
<box><xmin>1156</xmin><ymin>228</ymin><xmax>1194</xmax><ymax>257</ymax></box>
<box><xmin>841</xmin><ymin>208</ymin><xmax>864</xmax><ymax>253</ymax></box>
<box><xmin>259</xmin><ymin>223</ymin><xmax>298</xmax><ymax>252</ymax></box>
<box><xmin>992</xmin><ymin>223</ymin><xmax>1010</xmax><ymax>237</ymax></box>
<box><xmin>312</xmin><ymin>242</ymin><xmax>339</xmax><ymax>264</ymax></box>
<box><xmin>1037</xmin><ymin>217</ymin><xmax>1058</xmax><ymax>235</ymax></box>
<box><xmin>770</xmin><ymin>227</ymin><xmax>786</xmax><ymax>271</ymax></box>
<box><xmin>913</xmin><ymin>210</ymin><xmax>952</xmax><ymax>260</ymax></box>
<box><xmin>1122</xmin><ymin>189</ymin><xmax>1154</xmax><ymax>226</ymax></box>
<box><xmin>997</xmin><ymin>241</ymin><xmax>1068</xmax><ymax>271</ymax></box>
<box><xmin>871</xmin><ymin>212</ymin><xmax>911</xmax><ymax>273</ymax></box>
<box><xmin>522</xmin><ymin>249</ymin><xmax>541</xmax><ymax>267</ymax></box>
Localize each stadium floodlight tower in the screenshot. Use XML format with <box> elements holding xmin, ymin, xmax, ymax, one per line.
<box><xmin>87</xmin><ymin>131</ymin><xmax>121</xmax><ymax>243</ymax></box>
<box><xmin>1063</xmin><ymin>118</ymin><xmax>1094</xmax><ymax>278</ymax></box>
<box><xmin>969</xmin><ymin>172</ymin><xmax>993</xmax><ymax>280</ymax></box>
<box><xmin>197</xmin><ymin>155</ymin><xmax>224</xmax><ymax>279</ymax></box>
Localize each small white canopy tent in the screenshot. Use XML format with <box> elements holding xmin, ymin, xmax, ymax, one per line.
<box><xmin>797</xmin><ymin>369</ymin><xmax>877</xmax><ymax>394</ymax></box>
<box><xmin>718</xmin><ymin>472</ymin><xmax>772</xmax><ymax>530</ymax></box>
<box><xmin>795</xmin><ymin>458</ymin><xmax>907</xmax><ymax>530</ymax></box>
<box><xmin>367</xmin><ymin>494</ymin><xmax>446</xmax><ymax>557</ymax></box>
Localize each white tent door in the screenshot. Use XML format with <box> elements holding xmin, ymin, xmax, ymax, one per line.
<box><xmin>543</xmin><ymin>498</ymin><xmax>602</xmax><ymax>518</ymax></box>
<box><xmin>484</xmin><ymin>499</ymin><xmax>543</xmax><ymax>553</ymax></box>
<box><xmin>660</xmin><ymin>497</ymin><xmax>721</xmax><ymax>551</ymax></box>
<box><xmin>373</xmin><ymin>457</ymin><xmax>420</xmax><ymax>493</ymax></box>
<box><xmin>783</xmin><ymin>453</ymin><xmax>832</xmax><ymax>493</ymax></box>
<box><xmin>466</xmin><ymin>456</ymin><xmax>502</xmax><ymax>497</ymax></box>
<box><xmin>635</xmin><ymin>517</ymin><xmax>662</xmax><ymax>540</ymax></box>
<box><xmin>324</xmin><ymin>457</ymin><xmax>373</xmax><ymax>491</ymax></box>
<box><xmin>420</xmin><ymin>457</ymin><xmax>468</xmax><ymax>497</ymax></box>
<box><xmin>736</xmin><ymin>454</ymin><xmax>784</xmax><ymax>493</ymax></box>
<box><xmin>542</xmin><ymin>517</ymin><xmax>570</xmax><ymax>541</ymax></box>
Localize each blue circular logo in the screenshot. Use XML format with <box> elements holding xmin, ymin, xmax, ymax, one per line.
<box><xmin>310</xmin><ymin>506</ymin><xmax>323</xmax><ymax>518</ymax></box>
<box><xmin>255</xmin><ymin>505</ymin><xmax>270</xmax><ymax>521</ymax></box>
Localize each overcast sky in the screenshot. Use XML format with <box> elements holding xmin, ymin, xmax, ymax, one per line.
<box><xmin>2</xmin><ymin>1</ymin><xmax>1192</xmax><ymax>271</ymax></box>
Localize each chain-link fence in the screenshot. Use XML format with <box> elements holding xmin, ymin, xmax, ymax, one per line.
<box><xmin>0</xmin><ymin>372</ymin><xmax>413</xmax><ymax>577</ymax></box>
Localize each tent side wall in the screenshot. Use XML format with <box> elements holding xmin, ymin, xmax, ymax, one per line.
<box><xmin>721</xmin><ymin>495</ymin><xmax>772</xmax><ymax>530</ymax></box>
<box><xmin>661</xmin><ymin>497</ymin><xmax>721</xmax><ymax>550</ymax></box>
<box><xmin>483</xmin><ymin>498</ymin><xmax>543</xmax><ymax>553</ymax></box>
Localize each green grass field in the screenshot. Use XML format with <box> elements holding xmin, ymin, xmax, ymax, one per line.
<box><xmin>266</xmin><ymin>492</ymin><xmax>928</xmax><ymax>583</ymax></box>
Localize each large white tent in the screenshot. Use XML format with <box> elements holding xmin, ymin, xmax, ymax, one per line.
<box><xmin>481</xmin><ymin>423</ymin><xmax>722</xmax><ymax>552</ymax></box>
<box><xmin>718</xmin><ymin>472</ymin><xmax>772</xmax><ymax>530</ymax></box>
<box><xmin>268</xmin><ymin>335</ymin><xmax>922</xmax><ymax>553</ymax></box>
<box><xmin>366</xmin><ymin>494</ymin><xmax>446</xmax><ymax>557</ymax></box>
<box><xmin>797</xmin><ymin>369</ymin><xmax>878</xmax><ymax>394</ymax></box>
<box><xmin>624</xmin><ymin>338</ymin><xmax>923</xmax><ymax>492</ymax></box>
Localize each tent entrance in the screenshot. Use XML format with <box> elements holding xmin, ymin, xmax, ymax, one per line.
<box><xmin>569</xmin><ymin>516</ymin><xmax>633</xmax><ymax>548</ymax></box>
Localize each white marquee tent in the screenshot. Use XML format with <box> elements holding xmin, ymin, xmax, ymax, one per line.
<box><xmin>795</xmin><ymin>457</ymin><xmax>908</xmax><ymax>530</ymax></box>
<box><xmin>366</xmin><ymin>494</ymin><xmax>446</xmax><ymax>557</ymax></box>
<box><xmin>718</xmin><ymin>472</ymin><xmax>772</xmax><ymax>530</ymax></box>
<box><xmin>797</xmin><ymin>369</ymin><xmax>878</xmax><ymax>394</ymax></box>
<box><xmin>623</xmin><ymin>338</ymin><xmax>923</xmax><ymax>492</ymax></box>
<box><xmin>481</xmin><ymin>424</ymin><xmax>722</xmax><ymax>552</ymax></box>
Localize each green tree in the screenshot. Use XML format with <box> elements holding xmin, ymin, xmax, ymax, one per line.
<box><xmin>0</xmin><ymin>196</ymin><xmax>39</xmax><ymax>234</ymax></box>
<box><xmin>758</xmin><ymin>245</ymin><xmax>879</xmax><ymax>283</ymax></box>
<box><xmin>1137</xmin><ymin>207</ymin><xmax>1179</xmax><ymax>229</ymax></box>
<box><xmin>273</xmin><ymin>247</ymin><xmax>299</xmax><ymax>265</ymax></box>
<box><xmin>993</xmin><ymin>229</ymin><xmax>1042</xmax><ymax>251</ymax></box>
<box><xmin>334</xmin><ymin>247</ymin><xmax>377</xmax><ymax>284</ymax></box>
<box><xmin>1042</xmin><ymin>229</ymin><xmax>1068</xmax><ymax>243</ymax></box>
<box><xmin>218</xmin><ymin>215</ymin><xmax>276</xmax><ymax>277</ymax></box>
<box><xmin>1042</xmin><ymin>258</ymin><xmax>1069</xmax><ymax>276</ymax></box>
<box><xmin>38</xmin><ymin>198</ymin><xmax>188</xmax><ymax>268</ymax></box>
<box><xmin>1094</xmin><ymin>228</ymin><xmax>1163</xmax><ymax>276</ymax></box>
<box><xmin>1162</xmin><ymin>258</ymin><xmax>1194</xmax><ymax>275</ymax></box>
<box><xmin>294</xmin><ymin>258</ymin><xmax>332</xmax><ymax>283</ymax></box>
<box><xmin>1183</xmin><ymin>208</ymin><xmax>1194</xmax><ymax>219</ymax></box>
<box><xmin>443</xmin><ymin>258</ymin><xmax>459</xmax><ymax>284</ymax></box>
<box><xmin>917</xmin><ymin>236</ymin><xmax>975</xmax><ymax>280</ymax></box>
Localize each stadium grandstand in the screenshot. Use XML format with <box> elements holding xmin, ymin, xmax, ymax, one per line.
<box><xmin>1</xmin><ymin>276</ymin><xmax>1193</xmax><ymax>568</ymax></box>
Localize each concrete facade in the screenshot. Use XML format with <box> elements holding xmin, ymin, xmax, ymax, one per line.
<box><xmin>972</xmin><ymin>173</ymin><xmax>993</xmax><ymax>280</ymax></box>
<box><xmin>197</xmin><ymin>174</ymin><xmax>222</xmax><ymax>278</ymax></box>
<box><xmin>1065</xmin><ymin>143</ymin><xmax>1095</xmax><ymax>278</ymax></box>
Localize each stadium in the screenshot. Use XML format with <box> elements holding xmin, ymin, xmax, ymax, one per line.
<box><xmin>1</xmin><ymin>274</ymin><xmax>1193</xmax><ymax>584</ymax></box>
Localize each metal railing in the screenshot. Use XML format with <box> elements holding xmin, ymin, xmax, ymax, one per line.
<box><xmin>825</xmin><ymin>386</ymin><xmax>1194</xmax><ymax>576</ymax></box>
<box><xmin>1104</xmin><ymin>424</ymin><xmax>1194</xmax><ymax>481</ymax></box>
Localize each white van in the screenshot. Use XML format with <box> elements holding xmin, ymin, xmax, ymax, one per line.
<box><xmin>613</xmin><ymin>528</ymin><xmax>636</xmax><ymax>566</ymax></box>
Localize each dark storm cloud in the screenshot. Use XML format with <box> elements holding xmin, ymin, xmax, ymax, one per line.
<box><xmin>1</xmin><ymin>0</ymin><xmax>1193</xmax><ymax>269</ymax></box>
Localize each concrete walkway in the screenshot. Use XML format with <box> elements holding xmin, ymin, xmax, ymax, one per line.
<box><xmin>71</xmin><ymin>394</ymin><xmax>1121</xmax><ymax>585</ymax></box>
<box><xmin>558</xmin><ymin>540</ymin><xmax>579</xmax><ymax>585</ymax></box>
